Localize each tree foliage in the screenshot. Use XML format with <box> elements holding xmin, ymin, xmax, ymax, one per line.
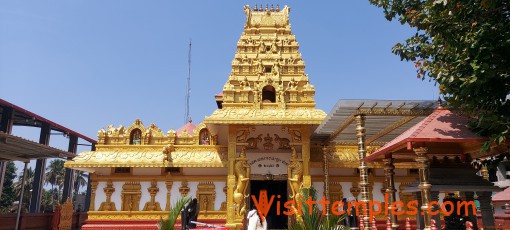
<box><xmin>45</xmin><ymin>159</ymin><xmax>65</xmax><ymax>204</ymax></box>
<box><xmin>13</xmin><ymin>167</ymin><xmax>34</xmax><ymax>213</ymax></box>
<box><xmin>0</xmin><ymin>162</ymin><xmax>17</xmax><ymax>213</ymax></box>
<box><xmin>290</xmin><ymin>188</ymin><xmax>347</xmax><ymax>230</ymax></box>
<box><xmin>159</xmin><ymin>196</ymin><xmax>191</xmax><ymax>230</ymax></box>
<box><xmin>369</xmin><ymin>0</ymin><xmax>510</xmax><ymax>147</ymax></box>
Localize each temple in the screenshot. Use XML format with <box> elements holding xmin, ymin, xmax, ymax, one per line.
<box><xmin>64</xmin><ymin>5</ymin><xmax>503</xmax><ymax>230</ymax></box>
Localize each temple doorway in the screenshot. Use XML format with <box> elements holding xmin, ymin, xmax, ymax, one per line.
<box><xmin>249</xmin><ymin>180</ymin><xmax>288</xmax><ymax>229</ymax></box>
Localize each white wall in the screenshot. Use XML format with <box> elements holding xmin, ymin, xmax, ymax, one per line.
<box><xmin>94</xmin><ymin>181</ymin><xmax>106</xmax><ymax>211</ymax></box>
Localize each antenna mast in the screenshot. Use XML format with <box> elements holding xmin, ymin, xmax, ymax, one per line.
<box><xmin>184</xmin><ymin>39</ymin><xmax>191</xmax><ymax>124</ymax></box>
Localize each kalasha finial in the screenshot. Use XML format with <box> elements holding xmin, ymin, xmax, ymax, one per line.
<box><xmin>437</xmin><ymin>96</ymin><xmax>443</xmax><ymax>109</ymax></box>
<box><xmin>188</xmin><ymin>117</ymin><xmax>192</xmax><ymax>123</ymax></box>
<box><xmin>259</xmin><ymin>4</ymin><xmax>263</xmax><ymax>11</ymax></box>
<box><xmin>254</xmin><ymin>5</ymin><xmax>257</xmax><ymax>11</ymax></box>
<box><xmin>265</xmin><ymin>4</ymin><xmax>268</xmax><ymax>11</ymax></box>
<box><xmin>271</xmin><ymin>4</ymin><xmax>274</xmax><ymax>12</ymax></box>
<box><xmin>276</xmin><ymin>4</ymin><xmax>280</xmax><ymax>11</ymax></box>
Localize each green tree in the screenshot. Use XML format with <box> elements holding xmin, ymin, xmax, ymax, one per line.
<box><xmin>45</xmin><ymin>159</ymin><xmax>65</xmax><ymax>204</ymax></box>
<box><xmin>368</xmin><ymin>0</ymin><xmax>510</xmax><ymax>147</ymax></box>
<box><xmin>0</xmin><ymin>161</ymin><xmax>17</xmax><ymax>213</ymax></box>
<box><xmin>159</xmin><ymin>196</ymin><xmax>191</xmax><ymax>230</ymax></box>
<box><xmin>290</xmin><ymin>188</ymin><xmax>347</xmax><ymax>230</ymax></box>
<box><xmin>72</xmin><ymin>171</ymin><xmax>87</xmax><ymax>200</ymax></box>
<box><xmin>13</xmin><ymin>167</ymin><xmax>34</xmax><ymax>213</ymax></box>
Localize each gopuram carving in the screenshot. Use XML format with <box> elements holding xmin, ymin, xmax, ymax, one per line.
<box><xmin>233</xmin><ymin>147</ymin><xmax>250</xmax><ymax>217</ymax></box>
<box><xmin>121</xmin><ymin>181</ymin><xmax>141</xmax><ymax>211</ymax></box>
<box><xmin>204</xmin><ymin>4</ymin><xmax>326</xmax><ymax>126</ymax></box>
<box><xmin>143</xmin><ymin>180</ymin><xmax>162</xmax><ymax>211</ymax></box>
<box><xmin>288</xmin><ymin>147</ymin><xmax>303</xmax><ymax>199</ymax></box>
<box><xmin>98</xmin><ymin>180</ymin><xmax>117</xmax><ymax>211</ymax></box>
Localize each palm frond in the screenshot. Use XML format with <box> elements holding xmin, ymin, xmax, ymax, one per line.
<box><xmin>159</xmin><ymin>196</ymin><xmax>191</xmax><ymax>230</ymax></box>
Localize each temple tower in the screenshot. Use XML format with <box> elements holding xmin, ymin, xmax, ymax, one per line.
<box><xmin>205</xmin><ymin>5</ymin><xmax>326</xmax><ymax>229</ymax></box>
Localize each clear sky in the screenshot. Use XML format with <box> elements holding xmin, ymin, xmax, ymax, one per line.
<box><xmin>0</xmin><ymin>1</ymin><xmax>439</xmax><ymax>158</ymax></box>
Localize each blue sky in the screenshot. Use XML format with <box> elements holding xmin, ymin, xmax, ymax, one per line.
<box><xmin>0</xmin><ymin>1</ymin><xmax>438</xmax><ymax>168</ymax></box>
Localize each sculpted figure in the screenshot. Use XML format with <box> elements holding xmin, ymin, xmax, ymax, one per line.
<box><xmin>271</xmin><ymin>38</ymin><xmax>278</xmax><ymax>53</ymax></box>
<box><xmin>246</xmin><ymin>134</ymin><xmax>263</xmax><ymax>149</ymax></box>
<box><xmin>288</xmin><ymin>147</ymin><xmax>303</xmax><ymax>199</ymax></box>
<box><xmin>258</xmin><ymin>40</ymin><xmax>266</xmax><ymax>53</ymax></box>
<box><xmin>244</xmin><ymin>5</ymin><xmax>252</xmax><ymax>28</ymax></box>
<box><xmin>257</xmin><ymin>60</ymin><xmax>264</xmax><ymax>74</ymax></box>
<box><xmin>233</xmin><ymin>147</ymin><xmax>250</xmax><ymax>216</ymax></box>
<box><xmin>274</xmin><ymin>134</ymin><xmax>290</xmax><ymax>149</ymax></box>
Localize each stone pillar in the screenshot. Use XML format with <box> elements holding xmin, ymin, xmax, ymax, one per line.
<box><xmin>463</xmin><ymin>191</ymin><xmax>478</xmax><ymax>230</ymax></box>
<box><xmin>414</xmin><ymin>147</ymin><xmax>431</xmax><ymax>230</ymax></box>
<box><xmin>430</xmin><ymin>191</ymin><xmax>441</xmax><ymax>230</ymax></box>
<box><xmin>30</xmin><ymin>122</ymin><xmax>51</xmax><ymax>213</ymax></box>
<box><xmin>383</xmin><ymin>156</ymin><xmax>398</xmax><ymax>229</ymax></box>
<box><xmin>355</xmin><ymin>114</ymin><xmax>370</xmax><ymax>229</ymax></box>
<box><xmin>478</xmin><ymin>191</ymin><xmax>495</xmax><ymax>230</ymax></box>
<box><xmin>62</xmin><ymin>134</ymin><xmax>78</xmax><ymax>203</ymax></box>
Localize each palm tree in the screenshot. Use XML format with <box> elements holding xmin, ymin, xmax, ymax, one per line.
<box><xmin>73</xmin><ymin>171</ymin><xmax>87</xmax><ymax>199</ymax></box>
<box><xmin>13</xmin><ymin>167</ymin><xmax>34</xmax><ymax>212</ymax></box>
<box><xmin>45</xmin><ymin>159</ymin><xmax>65</xmax><ymax>204</ymax></box>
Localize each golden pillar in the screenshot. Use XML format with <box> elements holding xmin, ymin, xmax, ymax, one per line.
<box><xmin>165</xmin><ymin>181</ymin><xmax>173</xmax><ymax>211</ymax></box>
<box><xmin>301</xmin><ymin>125</ymin><xmax>311</xmax><ymax>188</ymax></box>
<box><xmin>414</xmin><ymin>147</ymin><xmax>432</xmax><ymax>230</ymax></box>
<box><xmin>89</xmin><ymin>181</ymin><xmax>98</xmax><ymax>211</ymax></box>
<box><xmin>355</xmin><ymin>114</ymin><xmax>370</xmax><ymax>229</ymax></box>
<box><xmin>323</xmin><ymin>146</ymin><xmax>330</xmax><ymax>216</ymax></box>
<box><xmin>226</xmin><ymin>125</ymin><xmax>239</xmax><ymax>229</ymax></box>
<box><xmin>383</xmin><ymin>156</ymin><xmax>398</xmax><ymax>229</ymax></box>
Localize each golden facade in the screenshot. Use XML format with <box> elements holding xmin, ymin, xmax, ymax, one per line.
<box><xmin>65</xmin><ymin>5</ymin><xmax>419</xmax><ymax>229</ymax></box>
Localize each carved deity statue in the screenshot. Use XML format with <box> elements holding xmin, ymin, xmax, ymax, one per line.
<box><xmin>257</xmin><ymin>60</ymin><xmax>264</xmax><ymax>74</ymax></box>
<box><xmin>244</xmin><ymin>5</ymin><xmax>252</xmax><ymax>28</ymax></box>
<box><xmin>272</xmin><ymin>61</ymin><xmax>280</xmax><ymax>75</ymax></box>
<box><xmin>288</xmin><ymin>147</ymin><xmax>303</xmax><ymax>199</ymax></box>
<box><xmin>233</xmin><ymin>147</ymin><xmax>250</xmax><ymax>216</ymax></box>
<box><xmin>271</xmin><ymin>38</ymin><xmax>278</xmax><ymax>53</ymax></box>
<box><xmin>258</xmin><ymin>40</ymin><xmax>266</xmax><ymax>53</ymax></box>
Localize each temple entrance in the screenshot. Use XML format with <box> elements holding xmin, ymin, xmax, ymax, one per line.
<box><xmin>249</xmin><ymin>180</ymin><xmax>288</xmax><ymax>230</ymax></box>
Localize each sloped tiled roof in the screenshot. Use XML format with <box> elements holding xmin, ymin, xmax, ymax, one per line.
<box><xmin>364</xmin><ymin>108</ymin><xmax>486</xmax><ymax>161</ymax></box>
<box><xmin>493</xmin><ymin>186</ymin><xmax>510</xmax><ymax>202</ymax></box>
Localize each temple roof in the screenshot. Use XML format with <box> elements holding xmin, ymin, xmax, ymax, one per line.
<box><xmin>176</xmin><ymin>120</ymin><xmax>196</xmax><ymax>135</ymax></box>
<box><xmin>364</xmin><ymin>108</ymin><xmax>487</xmax><ymax>161</ymax></box>
<box><xmin>402</xmin><ymin>167</ymin><xmax>502</xmax><ymax>192</ymax></box>
<box><xmin>64</xmin><ymin>146</ymin><xmax>228</xmax><ymax>171</ymax></box>
<box><xmin>493</xmin><ymin>187</ymin><xmax>510</xmax><ymax>202</ymax></box>
<box><xmin>312</xmin><ymin>99</ymin><xmax>439</xmax><ymax>146</ymax></box>
<box><xmin>206</xmin><ymin>5</ymin><xmax>326</xmax><ymax>125</ymax></box>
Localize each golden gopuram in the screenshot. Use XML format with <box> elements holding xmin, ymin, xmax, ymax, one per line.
<box><xmin>66</xmin><ymin>5</ymin><xmax>438</xmax><ymax>229</ymax></box>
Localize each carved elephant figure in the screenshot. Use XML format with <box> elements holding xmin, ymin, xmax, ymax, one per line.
<box><xmin>246</xmin><ymin>134</ymin><xmax>263</xmax><ymax>149</ymax></box>
<box><xmin>274</xmin><ymin>134</ymin><xmax>291</xmax><ymax>149</ymax></box>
